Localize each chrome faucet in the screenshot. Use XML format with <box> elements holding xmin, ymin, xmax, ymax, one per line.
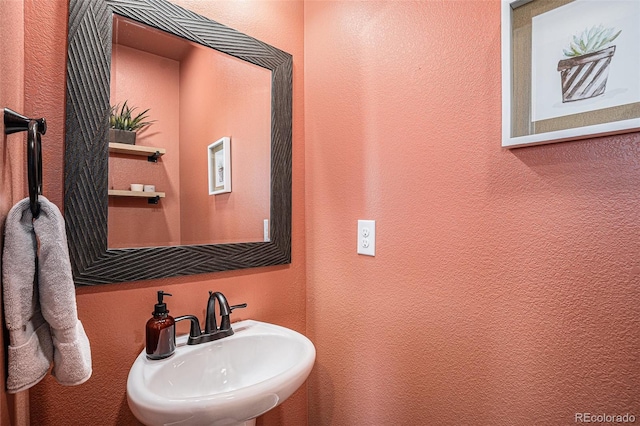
<box><xmin>177</xmin><ymin>291</ymin><xmax>247</xmax><ymax>345</ymax></box>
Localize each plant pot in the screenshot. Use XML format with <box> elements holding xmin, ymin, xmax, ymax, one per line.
<box><xmin>557</xmin><ymin>46</ymin><xmax>616</xmax><ymax>103</ymax></box>
<box><xmin>109</xmin><ymin>128</ymin><xmax>136</xmax><ymax>145</ymax></box>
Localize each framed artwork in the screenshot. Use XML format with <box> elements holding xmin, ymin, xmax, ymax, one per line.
<box><xmin>208</xmin><ymin>137</ymin><xmax>231</xmax><ymax>195</ymax></box>
<box><xmin>501</xmin><ymin>0</ymin><xmax>640</xmax><ymax>148</ymax></box>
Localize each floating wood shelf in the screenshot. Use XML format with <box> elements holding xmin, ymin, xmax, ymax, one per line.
<box><xmin>108</xmin><ymin>143</ymin><xmax>166</xmax><ymax>162</ymax></box>
<box><xmin>108</xmin><ymin>190</ymin><xmax>165</xmax><ymax>198</ymax></box>
<box><xmin>109</xmin><ymin>190</ymin><xmax>166</xmax><ymax>204</ymax></box>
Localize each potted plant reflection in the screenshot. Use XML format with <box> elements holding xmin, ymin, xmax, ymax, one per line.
<box><xmin>109</xmin><ymin>101</ymin><xmax>155</xmax><ymax>145</ymax></box>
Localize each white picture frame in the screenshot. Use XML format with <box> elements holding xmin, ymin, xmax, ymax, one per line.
<box><xmin>501</xmin><ymin>0</ymin><xmax>640</xmax><ymax>148</ymax></box>
<box><xmin>208</xmin><ymin>137</ymin><xmax>231</xmax><ymax>195</ymax></box>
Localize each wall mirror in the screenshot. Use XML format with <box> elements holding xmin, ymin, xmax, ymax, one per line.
<box><xmin>65</xmin><ymin>0</ymin><xmax>292</xmax><ymax>286</ymax></box>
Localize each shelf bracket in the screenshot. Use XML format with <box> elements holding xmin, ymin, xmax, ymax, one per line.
<box><xmin>147</xmin><ymin>151</ymin><xmax>161</xmax><ymax>162</ymax></box>
<box><xmin>148</xmin><ymin>196</ymin><xmax>160</xmax><ymax>204</ymax></box>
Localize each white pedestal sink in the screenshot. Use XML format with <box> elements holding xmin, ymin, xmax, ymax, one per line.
<box><xmin>127</xmin><ymin>320</ymin><xmax>316</xmax><ymax>426</ymax></box>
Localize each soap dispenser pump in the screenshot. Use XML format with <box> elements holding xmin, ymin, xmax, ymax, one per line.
<box><xmin>145</xmin><ymin>290</ymin><xmax>176</xmax><ymax>360</ymax></box>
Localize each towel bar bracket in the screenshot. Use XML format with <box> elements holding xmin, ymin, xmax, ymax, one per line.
<box><xmin>3</xmin><ymin>108</ymin><xmax>46</xmax><ymax>218</ymax></box>
<box><xmin>4</xmin><ymin>108</ymin><xmax>47</xmax><ymax>136</ymax></box>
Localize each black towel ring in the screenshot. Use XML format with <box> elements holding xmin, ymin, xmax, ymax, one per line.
<box><xmin>27</xmin><ymin>121</ymin><xmax>43</xmax><ymax>217</ymax></box>
<box><xmin>3</xmin><ymin>108</ymin><xmax>46</xmax><ymax>218</ymax></box>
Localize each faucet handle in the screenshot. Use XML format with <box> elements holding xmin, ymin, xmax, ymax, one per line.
<box><xmin>230</xmin><ymin>303</ymin><xmax>247</xmax><ymax>311</ymax></box>
<box><xmin>175</xmin><ymin>315</ymin><xmax>202</xmax><ymax>345</ymax></box>
<box><xmin>219</xmin><ymin>303</ymin><xmax>247</xmax><ymax>332</ymax></box>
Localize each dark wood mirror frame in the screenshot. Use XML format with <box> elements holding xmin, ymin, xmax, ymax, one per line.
<box><xmin>65</xmin><ymin>0</ymin><xmax>292</xmax><ymax>286</ymax></box>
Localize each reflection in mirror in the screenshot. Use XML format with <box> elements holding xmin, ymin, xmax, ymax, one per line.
<box><xmin>108</xmin><ymin>16</ymin><xmax>271</xmax><ymax>248</ymax></box>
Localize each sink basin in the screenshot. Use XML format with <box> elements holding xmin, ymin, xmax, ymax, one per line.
<box><xmin>127</xmin><ymin>320</ymin><xmax>316</xmax><ymax>426</ymax></box>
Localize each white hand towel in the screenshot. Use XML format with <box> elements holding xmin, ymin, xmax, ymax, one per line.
<box><xmin>2</xmin><ymin>197</ymin><xmax>92</xmax><ymax>392</ymax></box>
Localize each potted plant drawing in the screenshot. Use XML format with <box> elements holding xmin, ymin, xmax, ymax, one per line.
<box><xmin>557</xmin><ymin>25</ymin><xmax>622</xmax><ymax>103</ymax></box>
<box><xmin>109</xmin><ymin>101</ymin><xmax>155</xmax><ymax>145</ymax></box>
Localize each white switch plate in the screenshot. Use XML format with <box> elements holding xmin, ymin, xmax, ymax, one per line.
<box><xmin>357</xmin><ymin>220</ymin><xmax>375</xmax><ymax>256</ymax></box>
<box><xmin>264</xmin><ymin>219</ymin><xmax>270</xmax><ymax>242</ymax></box>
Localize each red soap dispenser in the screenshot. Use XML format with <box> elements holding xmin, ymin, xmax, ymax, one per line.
<box><xmin>145</xmin><ymin>291</ymin><xmax>176</xmax><ymax>360</ymax></box>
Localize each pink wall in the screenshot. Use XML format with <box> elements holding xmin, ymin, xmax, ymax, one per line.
<box><xmin>179</xmin><ymin>45</ymin><xmax>271</xmax><ymax>244</ymax></box>
<box><xmin>0</xmin><ymin>1</ymin><xmax>27</xmax><ymax>423</ymax></box>
<box><xmin>109</xmin><ymin>44</ymin><xmax>182</xmax><ymax>248</ymax></box>
<box><xmin>305</xmin><ymin>1</ymin><xmax>640</xmax><ymax>425</ymax></box>
<box><xmin>20</xmin><ymin>0</ymin><xmax>306</xmax><ymax>425</ymax></box>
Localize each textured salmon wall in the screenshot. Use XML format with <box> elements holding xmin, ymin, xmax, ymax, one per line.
<box><xmin>305</xmin><ymin>1</ymin><xmax>640</xmax><ymax>425</ymax></box>
<box><xmin>23</xmin><ymin>0</ymin><xmax>305</xmax><ymax>425</ymax></box>
<box><xmin>179</xmin><ymin>45</ymin><xmax>271</xmax><ymax>245</ymax></box>
<box><xmin>1</xmin><ymin>1</ymin><xmax>26</xmax><ymax>423</ymax></box>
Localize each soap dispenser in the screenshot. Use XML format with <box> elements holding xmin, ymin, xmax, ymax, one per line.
<box><xmin>146</xmin><ymin>291</ymin><xmax>176</xmax><ymax>360</ymax></box>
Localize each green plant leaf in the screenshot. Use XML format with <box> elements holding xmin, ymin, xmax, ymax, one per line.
<box><xmin>563</xmin><ymin>25</ymin><xmax>621</xmax><ymax>58</ymax></box>
<box><xmin>110</xmin><ymin>100</ymin><xmax>156</xmax><ymax>131</ymax></box>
